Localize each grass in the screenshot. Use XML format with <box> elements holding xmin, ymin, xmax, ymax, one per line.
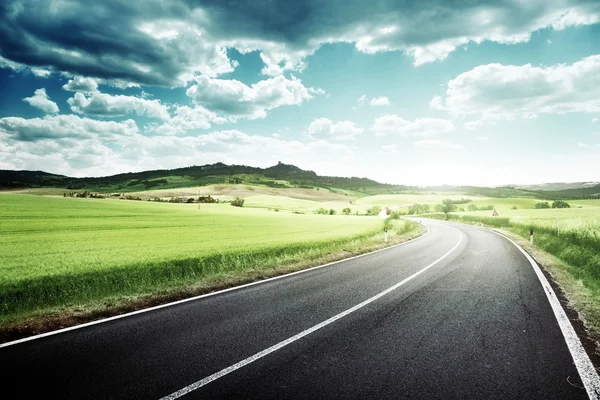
<box><xmin>0</xmin><ymin>194</ymin><xmax>422</xmax><ymax>334</ymax></box>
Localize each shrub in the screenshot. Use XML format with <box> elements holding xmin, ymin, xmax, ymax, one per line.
<box><xmin>198</xmin><ymin>195</ymin><xmax>217</xmax><ymax>203</ymax></box>
<box><xmin>535</xmin><ymin>202</ymin><xmax>551</xmax><ymax>209</ymax></box>
<box><xmin>342</xmin><ymin>207</ymin><xmax>351</xmax><ymax>215</ymax></box>
<box><xmin>186</xmin><ymin>198</ymin><xmax>195</xmax><ymax>203</ymax></box>
<box><xmin>512</xmin><ymin>206</ymin><xmax>518</xmax><ymax>210</ymax></box>
<box><xmin>314</xmin><ymin>208</ymin><xmax>329</xmax><ymax>215</ymax></box>
<box><xmin>468</xmin><ymin>204</ymin><xmax>478</xmax><ymax>211</ymax></box>
<box><xmin>231</xmin><ymin>197</ymin><xmax>245</xmax><ymax>207</ymax></box>
<box><xmin>389</xmin><ymin>210</ymin><xmax>401</xmax><ymax>220</ymax></box>
<box><xmin>408</xmin><ymin>204</ymin><xmax>430</xmax><ymax>215</ymax></box>
<box><xmin>366</xmin><ymin>206</ymin><xmax>382</xmax><ymax>216</ymax></box>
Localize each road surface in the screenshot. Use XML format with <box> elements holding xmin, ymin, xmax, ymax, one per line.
<box><xmin>1</xmin><ymin>219</ymin><xmax>596</xmax><ymax>399</ymax></box>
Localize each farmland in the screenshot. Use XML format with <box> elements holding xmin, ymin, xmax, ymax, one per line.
<box><xmin>1</xmin><ymin>193</ymin><xmax>423</xmax><ymax>333</ymax></box>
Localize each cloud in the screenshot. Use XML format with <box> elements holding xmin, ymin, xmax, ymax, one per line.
<box><xmin>186</xmin><ymin>75</ymin><xmax>316</xmax><ymax>120</ymax></box>
<box><xmin>63</xmin><ymin>76</ymin><xmax>99</xmax><ymax>93</ymax></box>
<box><xmin>577</xmin><ymin>142</ymin><xmax>590</xmax><ymax>148</ymax></box>
<box><xmin>432</xmin><ymin>55</ymin><xmax>600</xmax><ymax>124</ymax></box>
<box><xmin>0</xmin><ymin>115</ymin><xmax>355</xmax><ymax>178</ymax></box>
<box><xmin>2</xmin><ymin>1</ymin><xmax>599</xmax><ymax>86</ymax></box>
<box><xmin>414</xmin><ymin>139</ymin><xmax>463</xmax><ymax>149</ymax></box>
<box><xmin>593</xmin><ymin>117</ymin><xmax>598</xmax><ymax>123</ymax></box>
<box><xmin>145</xmin><ymin>105</ymin><xmax>226</xmax><ymax>135</ymax></box>
<box><xmin>371</xmin><ymin>114</ymin><xmax>455</xmax><ymax>136</ymax></box>
<box><xmin>68</xmin><ymin>91</ymin><xmax>170</xmax><ymax>120</ymax></box>
<box><xmin>307</xmin><ymin>118</ymin><xmax>363</xmax><ymax>141</ymax></box>
<box><xmin>22</xmin><ymin>88</ymin><xmax>59</xmax><ymax>113</ymax></box>
<box><xmin>380</xmin><ymin>144</ymin><xmax>398</xmax><ymax>154</ymax></box>
<box><xmin>358</xmin><ymin>95</ymin><xmax>390</xmax><ymax>106</ymax></box>
<box><xmin>369</xmin><ymin>96</ymin><xmax>391</xmax><ymax>106</ymax></box>
<box><xmin>0</xmin><ymin>114</ymin><xmax>138</xmax><ymax>141</ymax></box>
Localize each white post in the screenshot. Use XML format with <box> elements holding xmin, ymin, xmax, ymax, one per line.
<box><xmin>530</xmin><ymin>228</ymin><xmax>534</xmax><ymax>245</ymax></box>
<box><xmin>384</xmin><ymin>228</ymin><xmax>388</xmax><ymax>242</ymax></box>
<box><xmin>555</xmin><ymin>207</ymin><xmax>560</xmax><ymax>236</ymax></box>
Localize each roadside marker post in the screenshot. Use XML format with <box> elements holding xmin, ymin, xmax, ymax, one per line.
<box><xmin>384</xmin><ymin>227</ymin><xmax>388</xmax><ymax>243</ymax></box>
<box><xmin>530</xmin><ymin>228</ymin><xmax>534</xmax><ymax>245</ymax></box>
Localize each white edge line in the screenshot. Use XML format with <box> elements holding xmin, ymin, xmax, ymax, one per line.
<box><xmin>0</xmin><ymin>223</ymin><xmax>430</xmax><ymax>348</ymax></box>
<box><xmin>486</xmin><ymin>228</ymin><xmax>600</xmax><ymax>399</ymax></box>
<box><xmin>159</xmin><ymin>227</ymin><xmax>463</xmax><ymax>400</ymax></box>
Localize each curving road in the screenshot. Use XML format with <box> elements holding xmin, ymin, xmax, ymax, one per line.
<box><xmin>1</xmin><ymin>219</ymin><xmax>597</xmax><ymax>399</ymax></box>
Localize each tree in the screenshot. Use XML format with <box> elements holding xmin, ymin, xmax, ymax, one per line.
<box><xmin>552</xmin><ymin>200</ymin><xmax>570</xmax><ymax>209</ymax></box>
<box><xmin>342</xmin><ymin>207</ymin><xmax>351</xmax><ymax>215</ymax></box>
<box><xmin>231</xmin><ymin>197</ymin><xmax>245</xmax><ymax>207</ymax></box>
<box><xmin>468</xmin><ymin>203</ymin><xmax>478</xmax><ymax>211</ymax></box>
<box><xmin>329</xmin><ymin>208</ymin><xmax>336</xmax><ymax>215</ymax></box>
<box><xmin>440</xmin><ymin>199</ymin><xmax>457</xmax><ymax>219</ymax></box>
<box><xmin>535</xmin><ymin>202</ymin><xmax>550</xmax><ymax>209</ymax></box>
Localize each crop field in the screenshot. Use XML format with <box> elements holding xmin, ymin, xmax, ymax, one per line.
<box><xmin>1</xmin><ymin>194</ymin><xmax>396</xmax><ymax>323</ymax></box>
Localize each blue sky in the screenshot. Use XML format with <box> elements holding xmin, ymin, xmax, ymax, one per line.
<box><xmin>1</xmin><ymin>0</ymin><xmax>600</xmax><ymax>186</ymax></box>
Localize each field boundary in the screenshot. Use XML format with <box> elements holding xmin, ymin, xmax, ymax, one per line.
<box><xmin>0</xmin><ymin>223</ymin><xmax>429</xmax><ymax>348</ymax></box>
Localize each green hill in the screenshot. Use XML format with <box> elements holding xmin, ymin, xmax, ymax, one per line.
<box><xmin>1</xmin><ymin>161</ymin><xmax>596</xmax><ymax>199</ymax></box>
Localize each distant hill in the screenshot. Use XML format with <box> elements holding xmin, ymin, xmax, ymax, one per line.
<box><xmin>0</xmin><ymin>162</ymin><xmax>597</xmax><ymax>199</ymax></box>
<box><xmin>516</xmin><ymin>182</ymin><xmax>600</xmax><ymax>191</ymax></box>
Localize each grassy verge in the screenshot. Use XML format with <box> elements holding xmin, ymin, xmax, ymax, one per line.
<box><xmin>425</xmin><ymin>212</ymin><xmax>600</xmax><ymax>347</ymax></box>
<box><xmin>0</xmin><ymin>218</ymin><xmax>424</xmax><ymax>343</ymax></box>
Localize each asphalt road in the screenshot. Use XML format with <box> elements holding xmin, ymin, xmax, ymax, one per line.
<box><xmin>1</xmin><ymin>219</ymin><xmax>594</xmax><ymax>399</ymax></box>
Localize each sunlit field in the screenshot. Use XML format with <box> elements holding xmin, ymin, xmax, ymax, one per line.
<box><xmin>1</xmin><ymin>194</ymin><xmax>392</xmax><ymax>321</ymax></box>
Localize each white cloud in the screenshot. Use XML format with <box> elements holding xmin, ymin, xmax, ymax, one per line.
<box><xmin>68</xmin><ymin>92</ymin><xmax>170</xmax><ymax>120</ymax></box>
<box><xmin>414</xmin><ymin>139</ymin><xmax>463</xmax><ymax>149</ymax></box>
<box><xmin>577</xmin><ymin>142</ymin><xmax>590</xmax><ymax>148</ymax></box>
<box><xmin>371</xmin><ymin>114</ymin><xmax>455</xmax><ymax>136</ymax></box>
<box><xmin>31</xmin><ymin>68</ymin><xmax>51</xmax><ymax>78</ymax></box>
<box><xmin>369</xmin><ymin>96</ymin><xmax>391</xmax><ymax>106</ymax></box>
<box><xmin>380</xmin><ymin>144</ymin><xmax>398</xmax><ymax>154</ymax></box>
<box><xmin>186</xmin><ymin>75</ymin><xmax>316</xmax><ymax>120</ymax></box>
<box><xmin>22</xmin><ymin>88</ymin><xmax>59</xmax><ymax>114</ymax></box>
<box><xmin>358</xmin><ymin>95</ymin><xmax>390</xmax><ymax>106</ymax></box>
<box><xmin>0</xmin><ymin>114</ymin><xmax>138</xmax><ymax>142</ymax></box>
<box><xmin>307</xmin><ymin>118</ymin><xmax>364</xmax><ymax>141</ymax></box>
<box><xmin>0</xmin><ymin>116</ymin><xmax>355</xmax><ymax>179</ymax></box>
<box><xmin>593</xmin><ymin>117</ymin><xmax>598</xmax><ymax>123</ymax></box>
<box><xmin>477</xmin><ymin>136</ymin><xmax>489</xmax><ymax>141</ymax></box>
<box><xmin>429</xmin><ymin>95</ymin><xmax>444</xmax><ymax>110</ymax></box>
<box><xmin>145</xmin><ymin>105</ymin><xmax>226</xmax><ymax>135</ymax></box>
<box><xmin>63</xmin><ymin>76</ymin><xmax>99</xmax><ymax>93</ymax></box>
<box><xmin>432</xmin><ymin>55</ymin><xmax>600</xmax><ymax>123</ymax></box>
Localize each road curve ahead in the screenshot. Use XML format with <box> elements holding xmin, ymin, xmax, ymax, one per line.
<box><xmin>1</xmin><ymin>219</ymin><xmax>597</xmax><ymax>399</ymax></box>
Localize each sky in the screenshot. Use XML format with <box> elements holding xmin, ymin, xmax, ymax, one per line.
<box><xmin>1</xmin><ymin>1</ymin><xmax>600</xmax><ymax>187</ymax></box>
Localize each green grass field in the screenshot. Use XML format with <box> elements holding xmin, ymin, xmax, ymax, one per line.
<box><xmin>1</xmin><ymin>194</ymin><xmax>406</xmax><ymax>325</ymax></box>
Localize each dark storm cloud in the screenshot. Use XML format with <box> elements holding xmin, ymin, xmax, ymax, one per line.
<box><xmin>1</xmin><ymin>0</ymin><xmax>599</xmax><ymax>86</ymax></box>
